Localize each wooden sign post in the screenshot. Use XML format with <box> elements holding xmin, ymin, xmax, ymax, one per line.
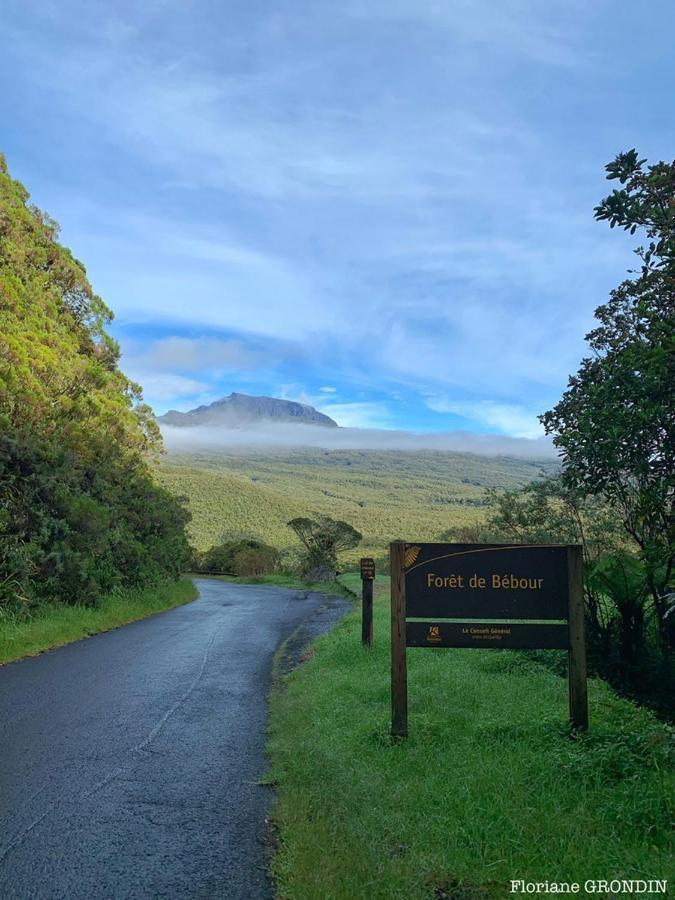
<box><xmin>360</xmin><ymin>558</ymin><xmax>375</xmax><ymax>648</ymax></box>
<box><xmin>390</xmin><ymin>543</ymin><xmax>407</xmax><ymax>736</ymax></box>
<box><xmin>567</xmin><ymin>545</ymin><xmax>588</xmax><ymax>730</ymax></box>
<box><xmin>390</xmin><ymin>541</ymin><xmax>588</xmax><ymax>736</ymax></box>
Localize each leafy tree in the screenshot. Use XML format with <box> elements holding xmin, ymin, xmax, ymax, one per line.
<box><xmin>540</xmin><ymin>150</ymin><xmax>675</xmax><ymax>645</ymax></box>
<box><xmin>445</xmin><ymin>477</ymin><xmax>625</xmax><ymax>636</ymax></box>
<box><xmin>287</xmin><ymin>515</ymin><xmax>362</xmax><ymax>580</ymax></box>
<box><xmin>490</xmin><ymin>480</ymin><xmax>645</xmax><ymax>648</ymax></box>
<box><xmin>0</xmin><ymin>154</ymin><xmax>191</xmax><ymax>609</ymax></box>
<box><xmin>450</xmin><ymin>477</ymin><xmax>673</xmax><ymax>716</ymax></box>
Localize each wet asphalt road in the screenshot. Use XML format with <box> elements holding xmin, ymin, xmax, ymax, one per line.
<box><xmin>0</xmin><ymin>579</ymin><xmax>348</xmax><ymax>900</ymax></box>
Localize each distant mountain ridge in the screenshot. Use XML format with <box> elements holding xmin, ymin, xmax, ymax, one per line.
<box><xmin>157</xmin><ymin>392</ymin><xmax>339</xmax><ymax>428</ymax></box>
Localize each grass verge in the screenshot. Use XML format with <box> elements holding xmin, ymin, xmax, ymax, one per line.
<box><xmin>339</xmin><ymin>571</ymin><xmax>389</xmax><ymax>597</ymax></box>
<box><xmin>268</xmin><ymin>578</ymin><xmax>674</xmax><ymax>899</ymax></box>
<box><xmin>0</xmin><ymin>578</ymin><xmax>197</xmax><ymax>665</ymax></box>
<box><xmin>190</xmin><ymin>571</ymin><xmax>357</xmax><ymax>600</ymax></box>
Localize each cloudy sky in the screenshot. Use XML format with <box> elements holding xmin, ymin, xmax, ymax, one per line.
<box><xmin>2</xmin><ymin>0</ymin><xmax>673</xmax><ymax>438</ymax></box>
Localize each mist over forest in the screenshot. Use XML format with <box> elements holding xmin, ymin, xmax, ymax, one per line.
<box><xmin>160</xmin><ymin>422</ymin><xmax>558</xmax><ymax>459</ymax></box>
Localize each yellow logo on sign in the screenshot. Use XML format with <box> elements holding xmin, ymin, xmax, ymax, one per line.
<box><xmin>405</xmin><ymin>545</ymin><xmax>421</xmax><ymax>568</ymax></box>
<box><xmin>427</xmin><ymin>625</ymin><xmax>441</xmax><ymax>643</ymax></box>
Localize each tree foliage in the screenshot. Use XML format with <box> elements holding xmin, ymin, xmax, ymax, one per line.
<box><xmin>193</xmin><ymin>538</ymin><xmax>279</xmax><ymax>576</ymax></box>
<box><xmin>287</xmin><ymin>515</ymin><xmax>362</xmax><ymax>580</ymax></box>
<box><xmin>540</xmin><ymin>150</ymin><xmax>675</xmax><ymax>641</ymax></box>
<box><xmin>0</xmin><ymin>154</ymin><xmax>191</xmax><ymax>609</ymax></box>
<box><xmin>444</xmin><ymin>476</ymin><xmax>673</xmax><ymax>717</ymax></box>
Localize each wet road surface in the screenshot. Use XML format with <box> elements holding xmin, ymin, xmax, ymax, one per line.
<box><xmin>0</xmin><ymin>579</ymin><xmax>348</xmax><ymax>899</ymax></box>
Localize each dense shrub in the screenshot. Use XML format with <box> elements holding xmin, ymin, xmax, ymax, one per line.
<box><xmin>193</xmin><ymin>539</ymin><xmax>279</xmax><ymax>576</ymax></box>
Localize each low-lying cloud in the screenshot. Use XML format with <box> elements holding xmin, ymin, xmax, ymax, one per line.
<box><xmin>160</xmin><ymin>423</ymin><xmax>557</xmax><ymax>459</ymax></box>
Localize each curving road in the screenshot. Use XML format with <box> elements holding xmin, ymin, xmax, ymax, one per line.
<box><xmin>0</xmin><ymin>579</ymin><xmax>348</xmax><ymax>900</ymax></box>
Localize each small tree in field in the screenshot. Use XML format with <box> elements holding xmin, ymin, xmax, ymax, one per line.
<box><xmin>540</xmin><ymin>150</ymin><xmax>675</xmax><ymax>646</ymax></box>
<box><xmin>287</xmin><ymin>516</ymin><xmax>362</xmax><ymax>581</ymax></box>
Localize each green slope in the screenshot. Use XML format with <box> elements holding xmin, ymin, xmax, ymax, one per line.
<box><xmin>158</xmin><ymin>464</ymin><xmax>307</xmax><ymax>550</ymax></box>
<box><xmin>158</xmin><ymin>448</ymin><xmax>557</xmax><ymax>563</ymax></box>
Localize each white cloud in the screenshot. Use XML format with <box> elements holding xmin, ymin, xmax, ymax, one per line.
<box><xmin>129</xmin><ymin>337</ymin><xmax>263</xmax><ymax>372</ymax></box>
<box><xmin>69</xmin><ymin>211</ymin><xmax>329</xmax><ymax>342</ymax></box>
<box><xmin>341</xmin><ymin>0</ymin><xmax>592</xmax><ymax>68</ymax></box>
<box><xmin>319</xmin><ymin>386</ymin><xmax>337</xmax><ymax>393</ymax></box>
<box><xmin>426</xmin><ymin>397</ymin><xmax>544</xmax><ymax>439</ymax></box>
<box><xmin>133</xmin><ymin>373</ymin><xmax>210</xmax><ymax>402</ymax></box>
<box><xmin>277</xmin><ymin>385</ymin><xmax>318</xmax><ymax>407</ymax></box>
<box><xmin>172</xmin><ymin>236</ymin><xmax>272</xmax><ymax>267</ymax></box>
<box><xmin>318</xmin><ymin>401</ymin><xmax>393</xmax><ymax>429</ymax></box>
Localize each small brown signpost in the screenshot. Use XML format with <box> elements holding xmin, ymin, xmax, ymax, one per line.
<box><xmin>390</xmin><ymin>541</ymin><xmax>587</xmax><ymax>737</ymax></box>
<box><xmin>360</xmin><ymin>557</ymin><xmax>375</xmax><ymax>647</ymax></box>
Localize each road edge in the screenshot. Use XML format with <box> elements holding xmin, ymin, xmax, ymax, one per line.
<box><xmin>265</xmin><ymin>587</ymin><xmax>354</xmax><ymax>896</ymax></box>
<box><xmin>0</xmin><ymin>578</ymin><xmax>198</xmax><ymax>667</ymax></box>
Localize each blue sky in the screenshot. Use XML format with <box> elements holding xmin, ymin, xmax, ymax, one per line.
<box><xmin>2</xmin><ymin>0</ymin><xmax>673</xmax><ymax>438</ymax></box>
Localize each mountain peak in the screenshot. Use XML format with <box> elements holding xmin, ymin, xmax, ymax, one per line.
<box><xmin>157</xmin><ymin>393</ymin><xmax>339</xmax><ymax>429</ymax></box>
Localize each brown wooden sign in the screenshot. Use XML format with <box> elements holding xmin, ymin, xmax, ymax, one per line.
<box><xmin>360</xmin><ymin>558</ymin><xmax>375</xmax><ymax>647</ymax></box>
<box><xmin>360</xmin><ymin>558</ymin><xmax>375</xmax><ymax>581</ymax></box>
<box><xmin>390</xmin><ymin>542</ymin><xmax>587</xmax><ymax>737</ymax></box>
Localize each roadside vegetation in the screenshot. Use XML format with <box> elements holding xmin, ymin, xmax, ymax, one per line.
<box><xmin>190</xmin><ymin>515</ymin><xmax>363</xmax><ymax>582</ymax></box>
<box><xmin>0</xmin><ymin>156</ymin><xmax>191</xmax><ymax>642</ymax></box>
<box><xmin>192</xmin><ymin>537</ymin><xmax>281</xmax><ymax>577</ymax></box>
<box><xmin>0</xmin><ymin>578</ymin><xmax>196</xmax><ymax>665</ymax></box>
<box><xmin>269</xmin><ymin>578</ymin><xmax>674</xmax><ymax>900</ymax></box>
<box><xmin>192</xmin><ymin>571</ymin><xmax>356</xmax><ymax>601</ymax></box>
<box><xmin>536</xmin><ymin>151</ymin><xmax>673</xmax><ymax>718</ymax></box>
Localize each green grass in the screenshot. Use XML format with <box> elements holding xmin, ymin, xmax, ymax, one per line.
<box><xmin>191</xmin><ymin>571</ymin><xmax>357</xmax><ymax>601</ymax></box>
<box><xmin>159</xmin><ymin>448</ymin><xmax>556</xmax><ymax>563</ymax></box>
<box><xmin>339</xmin><ymin>572</ymin><xmax>390</xmax><ymax>596</ymax></box>
<box><xmin>0</xmin><ymin>578</ymin><xmax>197</xmax><ymax>665</ymax></box>
<box><xmin>268</xmin><ymin>579</ymin><xmax>674</xmax><ymax>899</ymax></box>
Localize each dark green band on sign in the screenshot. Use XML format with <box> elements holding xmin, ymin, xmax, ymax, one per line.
<box><xmin>406</xmin><ymin>621</ymin><xmax>570</xmax><ymax>649</ymax></box>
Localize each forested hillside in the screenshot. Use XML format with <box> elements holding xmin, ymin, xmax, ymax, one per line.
<box><xmin>159</xmin><ymin>448</ymin><xmax>557</xmax><ymax>564</ymax></box>
<box><xmin>0</xmin><ymin>156</ymin><xmax>190</xmax><ymax>612</ymax></box>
